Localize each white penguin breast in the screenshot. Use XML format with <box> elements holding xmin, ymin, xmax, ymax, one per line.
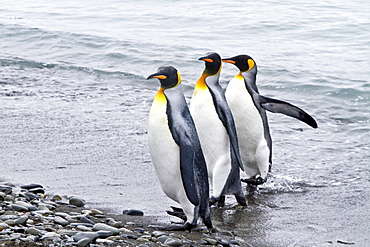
<box><xmin>225</xmin><ymin>76</ymin><xmax>269</xmax><ymax>178</ymax></box>
<box><xmin>190</xmin><ymin>87</ymin><xmax>231</xmax><ymax>195</ymax></box>
<box><xmin>148</xmin><ymin>99</ymin><xmax>183</xmax><ymax>202</ymax></box>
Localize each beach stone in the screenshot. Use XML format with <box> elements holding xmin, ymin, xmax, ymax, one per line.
<box><xmin>92</xmin><ymin>223</ymin><xmax>119</xmax><ymax>235</ymax></box>
<box><xmin>203</xmin><ymin>238</ymin><xmax>218</xmax><ymax>245</ymax></box>
<box><xmin>23</xmin><ymin>192</ymin><xmax>39</xmax><ymax>200</ymax></box>
<box><xmin>97</xmin><ymin>230</ymin><xmax>113</xmax><ymax>238</ymax></box>
<box><xmin>152</xmin><ymin>230</ymin><xmax>167</xmax><ymax>237</ymax></box>
<box><xmin>62</xmin><ymin>230</ymin><xmax>79</xmax><ymax>236</ymax></box>
<box><xmin>11</xmin><ymin>204</ymin><xmax>28</xmax><ymax>212</ymax></box>
<box><xmin>76</xmin><ymin>237</ymin><xmax>91</xmax><ymax>247</ymax></box>
<box><xmin>164</xmin><ymin>237</ymin><xmax>183</xmax><ymax>246</ymax></box>
<box><xmin>4</xmin><ymin>195</ymin><xmax>14</xmax><ymax>201</ymax></box>
<box><xmin>26</xmin><ymin>227</ymin><xmax>41</xmax><ymax>236</ymax></box>
<box><xmin>118</xmin><ymin>227</ymin><xmax>133</xmax><ymax>233</ymax></box>
<box><xmin>70</xmin><ymin>223</ymin><xmax>94</xmax><ymax>228</ymax></box>
<box><xmin>9</xmin><ymin>233</ymin><xmax>22</xmax><ymax>240</ymax></box>
<box><xmin>96</xmin><ymin>239</ymin><xmax>114</xmax><ymax>244</ymax></box>
<box><xmin>41</xmin><ymin>232</ymin><xmax>61</xmax><ymax>240</ymax></box>
<box><xmin>4</xmin><ymin>219</ymin><xmax>15</xmax><ymax>226</ymax></box>
<box><xmin>0</xmin><ymin>223</ymin><xmax>9</xmax><ymax>229</ymax></box>
<box><xmin>133</xmin><ymin>228</ymin><xmax>145</xmax><ymax>233</ymax></box>
<box><xmin>80</xmin><ymin>216</ymin><xmax>94</xmax><ymax>225</ymax></box>
<box><xmin>0</xmin><ymin>186</ymin><xmax>12</xmax><ymax>194</ymax></box>
<box><xmin>90</xmin><ymin>209</ymin><xmax>103</xmax><ymax>215</ymax></box>
<box><xmin>37</xmin><ymin>203</ymin><xmax>51</xmax><ymax>211</ymax></box>
<box><xmin>69</xmin><ymin>197</ymin><xmax>85</xmax><ymax>207</ymax></box>
<box><xmin>122</xmin><ymin>209</ymin><xmax>144</xmax><ymax>216</ymax></box>
<box><xmin>54</xmin><ymin>216</ymin><xmax>69</xmax><ymax>226</ymax></box>
<box><xmin>73</xmin><ymin>232</ymin><xmax>99</xmax><ymax>242</ymax></box>
<box><xmin>51</xmin><ymin>195</ymin><xmax>63</xmax><ymax>201</ymax></box>
<box><xmin>14</xmin><ymin>215</ymin><xmax>28</xmax><ymax>226</ymax></box>
<box><xmin>28</xmin><ymin>188</ymin><xmax>45</xmax><ymax>194</ymax></box>
<box><xmin>55</xmin><ymin>212</ymin><xmax>71</xmax><ymax>219</ymax></box>
<box><xmin>156</xmin><ymin>235</ymin><xmax>171</xmax><ymax>244</ymax></box>
<box><xmin>0</xmin><ymin>192</ymin><xmax>5</xmax><ymax>201</ymax></box>
<box><xmin>76</xmin><ymin>225</ymin><xmax>92</xmax><ymax>231</ymax></box>
<box><xmin>20</xmin><ymin>184</ymin><xmax>43</xmax><ymax>190</ymax></box>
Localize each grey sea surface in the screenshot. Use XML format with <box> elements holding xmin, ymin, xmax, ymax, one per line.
<box><xmin>1</xmin><ymin>1</ymin><xmax>369</xmax><ymax>246</ymax></box>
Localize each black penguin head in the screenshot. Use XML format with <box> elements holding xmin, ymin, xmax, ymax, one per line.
<box><xmin>147</xmin><ymin>66</ymin><xmax>181</xmax><ymax>89</ymax></box>
<box><xmin>198</xmin><ymin>52</ymin><xmax>222</xmax><ymax>76</ymax></box>
<box><xmin>222</xmin><ymin>54</ymin><xmax>257</xmax><ymax>73</ymax></box>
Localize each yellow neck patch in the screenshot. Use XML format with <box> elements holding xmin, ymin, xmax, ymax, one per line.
<box><xmin>195</xmin><ymin>73</ymin><xmax>208</xmax><ymax>90</ymax></box>
<box><xmin>247</xmin><ymin>59</ymin><xmax>255</xmax><ymax>71</ymax></box>
<box><xmin>236</xmin><ymin>73</ymin><xmax>244</xmax><ymax>80</ymax></box>
<box><xmin>154</xmin><ymin>88</ymin><xmax>166</xmax><ymax>103</ymax></box>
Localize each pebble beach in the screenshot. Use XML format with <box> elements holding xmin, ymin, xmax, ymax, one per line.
<box><xmin>0</xmin><ymin>182</ymin><xmax>254</xmax><ymax>247</ymax></box>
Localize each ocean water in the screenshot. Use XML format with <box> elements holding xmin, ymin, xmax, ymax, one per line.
<box><xmin>1</xmin><ymin>0</ymin><xmax>369</xmax><ymax>246</ymax></box>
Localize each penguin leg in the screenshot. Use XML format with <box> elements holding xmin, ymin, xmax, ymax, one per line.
<box><xmin>202</xmin><ymin>214</ymin><xmax>213</xmax><ymax>232</ymax></box>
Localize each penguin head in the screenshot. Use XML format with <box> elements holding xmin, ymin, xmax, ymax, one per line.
<box><xmin>198</xmin><ymin>52</ymin><xmax>222</xmax><ymax>76</ymax></box>
<box><xmin>147</xmin><ymin>66</ymin><xmax>181</xmax><ymax>89</ymax></box>
<box><xmin>222</xmin><ymin>54</ymin><xmax>257</xmax><ymax>74</ymax></box>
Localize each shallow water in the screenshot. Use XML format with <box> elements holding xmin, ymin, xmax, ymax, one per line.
<box><xmin>1</xmin><ymin>1</ymin><xmax>369</xmax><ymax>246</ymax></box>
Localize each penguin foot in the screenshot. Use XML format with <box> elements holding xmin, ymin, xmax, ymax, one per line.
<box><xmin>165</xmin><ymin>222</ymin><xmax>196</xmax><ymax>232</ymax></box>
<box><xmin>166</xmin><ymin>206</ymin><xmax>187</xmax><ymax>221</ymax></box>
<box><xmin>209</xmin><ymin>196</ymin><xmax>225</xmax><ymax>207</ymax></box>
<box><xmin>241</xmin><ymin>176</ymin><xmax>266</xmax><ymax>185</ymax></box>
<box><xmin>235</xmin><ymin>194</ymin><xmax>248</xmax><ymax>207</ymax></box>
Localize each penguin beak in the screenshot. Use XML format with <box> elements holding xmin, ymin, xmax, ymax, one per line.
<box><xmin>198</xmin><ymin>56</ymin><xmax>213</xmax><ymax>63</ymax></box>
<box><xmin>147</xmin><ymin>73</ymin><xmax>167</xmax><ymax>80</ymax></box>
<box><xmin>222</xmin><ymin>58</ymin><xmax>236</xmax><ymax>64</ymax></box>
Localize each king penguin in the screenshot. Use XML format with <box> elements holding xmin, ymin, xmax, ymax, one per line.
<box><xmin>147</xmin><ymin>66</ymin><xmax>212</xmax><ymax>231</ymax></box>
<box><xmin>222</xmin><ymin>54</ymin><xmax>318</xmax><ymax>187</ymax></box>
<box><xmin>189</xmin><ymin>52</ymin><xmax>247</xmax><ymax>207</ymax></box>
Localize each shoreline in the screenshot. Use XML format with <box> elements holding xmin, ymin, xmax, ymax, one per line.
<box><xmin>0</xmin><ymin>181</ymin><xmax>253</xmax><ymax>247</ymax></box>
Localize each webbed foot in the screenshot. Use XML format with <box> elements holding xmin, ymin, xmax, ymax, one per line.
<box><xmin>166</xmin><ymin>206</ymin><xmax>187</xmax><ymax>221</ymax></box>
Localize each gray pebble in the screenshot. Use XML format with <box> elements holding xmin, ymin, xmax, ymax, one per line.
<box><xmin>156</xmin><ymin>235</ymin><xmax>170</xmax><ymax>244</ymax></box>
<box><xmin>92</xmin><ymin>223</ymin><xmax>120</xmax><ymax>235</ymax></box>
<box><xmin>41</xmin><ymin>232</ymin><xmax>61</xmax><ymax>240</ymax></box>
<box><xmin>152</xmin><ymin>230</ymin><xmax>167</xmax><ymax>237</ymax></box>
<box><xmin>11</xmin><ymin>204</ymin><xmax>28</xmax><ymax>212</ymax></box>
<box><xmin>0</xmin><ymin>223</ymin><xmax>10</xmax><ymax>229</ymax></box>
<box><xmin>69</xmin><ymin>197</ymin><xmax>85</xmax><ymax>207</ymax></box>
<box><xmin>73</xmin><ymin>232</ymin><xmax>99</xmax><ymax>242</ymax></box>
<box><xmin>54</xmin><ymin>216</ymin><xmax>69</xmax><ymax>226</ymax></box>
<box><xmin>0</xmin><ymin>186</ymin><xmax>12</xmax><ymax>194</ymax></box>
<box><xmin>70</xmin><ymin>222</ymin><xmax>94</xmax><ymax>228</ymax></box>
<box><xmin>79</xmin><ymin>216</ymin><xmax>94</xmax><ymax>225</ymax></box>
<box><xmin>122</xmin><ymin>209</ymin><xmax>144</xmax><ymax>216</ymax></box>
<box><xmin>204</xmin><ymin>238</ymin><xmax>218</xmax><ymax>245</ymax></box>
<box><xmin>20</xmin><ymin>183</ymin><xmax>43</xmax><ymax>190</ymax></box>
<box><xmin>76</xmin><ymin>237</ymin><xmax>92</xmax><ymax>247</ymax></box>
<box><xmin>164</xmin><ymin>237</ymin><xmax>183</xmax><ymax>247</ymax></box>
<box><xmin>97</xmin><ymin>230</ymin><xmax>113</xmax><ymax>238</ymax></box>
<box><xmin>25</xmin><ymin>227</ymin><xmax>41</xmax><ymax>236</ymax></box>
<box><xmin>76</xmin><ymin>225</ymin><xmax>92</xmax><ymax>231</ymax></box>
<box><xmin>15</xmin><ymin>215</ymin><xmax>28</xmax><ymax>226</ymax></box>
<box><xmin>0</xmin><ymin>192</ymin><xmax>5</xmax><ymax>201</ymax></box>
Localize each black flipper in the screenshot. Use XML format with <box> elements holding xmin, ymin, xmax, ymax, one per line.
<box><xmin>207</xmin><ymin>83</ymin><xmax>244</xmax><ymax>171</ymax></box>
<box><xmin>179</xmin><ymin>135</ymin><xmax>200</xmax><ymax>207</ymax></box>
<box><xmin>258</xmin><ymin>95</ymin><xmax>318</xmax><ymax>128</ymax></box>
